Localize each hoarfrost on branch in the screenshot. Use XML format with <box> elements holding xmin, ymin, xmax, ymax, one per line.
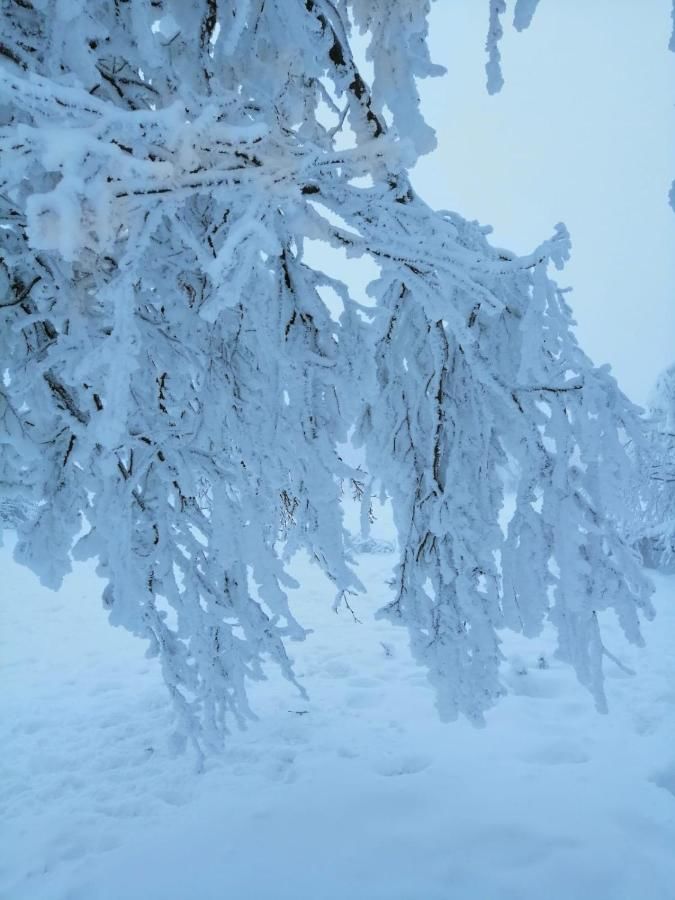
<box><xmin>0</xmin><ymin>0</ymin><xmax>655</xmax><ymax>751</ymax></box>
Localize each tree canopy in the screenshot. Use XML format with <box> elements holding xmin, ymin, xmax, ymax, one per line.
<box><xmin>0</xmin><ymin>0</ymin><xmax>658</xmax><ymax>752</ymax></box>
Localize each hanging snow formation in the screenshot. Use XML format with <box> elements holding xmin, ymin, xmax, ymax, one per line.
<box><xmin>0</xmin><ymin>0</ymin><xmax>654</xmax><ymax>749</ymax></box>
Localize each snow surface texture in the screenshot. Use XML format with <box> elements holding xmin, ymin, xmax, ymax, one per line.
<box><xmin>3</xmin><ymin>528</ymin><xmax>675</xmax><ymax>900</ymax></box>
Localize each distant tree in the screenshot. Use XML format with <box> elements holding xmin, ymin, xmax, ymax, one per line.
<box><xmin>0</xmin><ymin>0</ymin><xmax>656</xmax><ymax>752</ymax></box>
<box><xmin>636</xmin><ymin>365</ymin><xmax>675</xmax><ymax>572</ymax></box>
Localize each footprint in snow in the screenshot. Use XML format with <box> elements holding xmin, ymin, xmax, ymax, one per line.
<box><xmin>525</xmin><ymin>742</ymin><xmax>590</xmax><ymax>765</ymax></box>
<box><xmin>461</xmin><ymin>824</ymin><xmax>576</xmax><ymax>868</ymax></box>
<box><xmin>337</xmin><ymin>745</ymin><xmax>358</xmax><ymax>759</ymax></box>
<box><xmin>373</xmin><ymin>754</ymin><xmax>431</xmax><ymax>777</ymax></box>
<box><xmin>321</xmin><ymin>660</ymin><xmax>352</xmax><ymax>678</ymax></box>
<box><xmin>650</xmin><ymin>763</ymin><xmax>675</xmax><ymax>797</ymax></box>
<box><xmin>345</xmin><ymin>691</ymin><xmax>379</xmax><ymax>709</ymax></box>
<box><xmin>88</xmin><ymin>680</ymin><xmax>123</xmax><ymax>696</ymax></box>
<box><xmin>633</xmin><ymin>709</ymin><xmax>660</xmax><ymax>736</ymax></box>
<box><xmin>347</xmin><ymin>676</ymin><xmax>381</xmax><ymax>689</ymax></box>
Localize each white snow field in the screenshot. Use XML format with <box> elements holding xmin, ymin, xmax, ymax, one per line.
<box><xmin>2</xmin><ymin>525</ymin><xmax>675</xmax><ymax>900</ymax></box>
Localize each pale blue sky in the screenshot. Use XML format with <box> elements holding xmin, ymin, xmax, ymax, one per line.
<box><xmin>413</xmin><ymin>1</ymin><xmax>675</xmax><ymax>405</ymax></box>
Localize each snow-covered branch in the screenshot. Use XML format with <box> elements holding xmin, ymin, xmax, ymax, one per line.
<box><xmin>0</xmin><ymin>0</ymin><xmax>653</xmax><ymax>748</ymax></box>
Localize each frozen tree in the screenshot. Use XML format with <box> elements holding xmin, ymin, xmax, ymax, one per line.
<box><xmin>636</xmin><ymin>366</ymin><xmax>675</xmax><ymax>572</ymax></box>
<box><xmin>0</xmin><ymin>0</ymin><xmax>654</xmax><ymax>752</ymax></box>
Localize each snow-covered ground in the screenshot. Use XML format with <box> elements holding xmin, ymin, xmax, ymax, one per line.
<box><xmin>3</xmin><ymin>526</ymin><xmax>675</xmax><ymax>900</ymax></box>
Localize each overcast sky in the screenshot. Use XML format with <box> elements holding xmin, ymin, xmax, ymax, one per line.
<box><xmin>411</xmin><ymin>1</ymin><xmax>675</xmax><ymax>405</ymax></box>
